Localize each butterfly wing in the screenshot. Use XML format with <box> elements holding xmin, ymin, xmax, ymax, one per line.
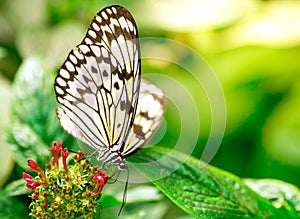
<box><xmin>54</xmin><ymin>6</ymin><xmax>140</xmax><ymax>168</ymax></box>
<box><xmin>121</xmin><ymin>80</ymin><xmax>166</xmax><ymax>157</ymax></box>
<box><xmin>55</xmin><ymin>44</ymin><xmax>129</xmax><ymax>169</ymax></box>
<box><xmin>82</xmin><ymin>5</ymin><xmax>141</xmax><ymax>146</ymax></box>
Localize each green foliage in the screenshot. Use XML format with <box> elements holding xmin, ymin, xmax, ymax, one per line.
<box><xmin>1</xmin><ymin>1</ymin><xmax>300</xmax><ymax>218</ymax></box>
<box><xmin>2</xmin><ymin>179</ymin><xmax>29</xmax><ymax>197</ymax></box>
<box><xmin>0</xmin><ymin>193</ymin><xmax>28</xmax><ymax>219</ymax></box>
<box><xmin>5</xmin><ymin>57</ymin><xmax>76</xmax><ymax>169</ymax></box>
<box><xmin>2</xmin><ymin>57</ymin><xmax>167</xmax><ymax>219</ymax></box>
<box><xmin>4</xmin><ymin>50</ymin><xmax>299</xmax><ymax>219</ymax></box>
<box><xmin>128</xmin><ymin>147</ymin><xmax>300</xmax><ymax>219</ymax></box>
<box><xmin>245</xmin><ymin>179</ymin><xmax>300</xmax><ymax>218</ymax></box>
<box><xmin>47</xmin><ymin>0</ymin><xmax>107</xmax><ymax>25</ymax></box>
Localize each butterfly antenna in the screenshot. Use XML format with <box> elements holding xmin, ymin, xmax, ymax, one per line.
<box><xmin>65</xmin><ymin>149</ymin><xmax>87</xmax><ymax>164</ymax></box>
<box><xmin>68</xmin><ymin>149</ymin><xmax>77</xmax><ymax>153</ymax></box>
<box><xmin>118</xmin><ymin>167</ymin><xmax>129</xmax><ymax>216</ymax></box>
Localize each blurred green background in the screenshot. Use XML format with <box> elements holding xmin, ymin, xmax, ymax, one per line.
<box><xmin>0</xmin><ymin>0</ymin><xmax>300</xmax><ymax>218</ymax></box>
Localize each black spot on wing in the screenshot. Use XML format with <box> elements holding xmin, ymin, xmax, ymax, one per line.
<box><xmin>140</xmin><ymin>111</ymin><xmax>150</xmax><ymax>120</ymax></box>
<box><xmin>91</xmin><ymin>66</ymin><xmax>98</xmax><ymax>73</ymax></box>
<box><xmin>132</xmin><ymin>124</ymin><xmax>145</xmax><ymax>139</ymax></box>
<box><xmin>114</xmin><ymin>82</ymin><xmax>120</xmax><ymax>90</ymax></box>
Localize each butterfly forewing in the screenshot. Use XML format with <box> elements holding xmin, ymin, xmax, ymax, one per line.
<box><xmin>56</xmin><ymin>45</ymin><xmax>114</xmax><ymax>143</ymax></box>
<box><xmin>55</xmin><ymin>43</ymin><xmax>128</xmax><ymax>169</ymax></box>
<box><xmin>82</xmin><ymin>5</ymin><xmax>141</xmax><ymax>146</ymax></box>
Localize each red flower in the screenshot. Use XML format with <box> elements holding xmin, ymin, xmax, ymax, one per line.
<box><xmin>93</xmin><ymin>171</ymin><xmax>108</xmax><ymax>185</ymax></box>
<box><xmin>61</xmin><ymin>148</ymin><xmax>69</xmax><ymax>176</ymax></box>
<box><xmin>23</xmin><ymin>172</ymin><xmax>33</xmax><ymax>181</ymax></box>
<box><xmin>48</xmin><ymin>141</ymin><xmax>62</xmax><ymax>169</ymax></box>
<box><xmin>27</xmin><ymin>160</ymin><xmax>42</xmax><ymax>172</ymax></box>
<box><xmin>27</xmin><ymin>160</ymin><xmax>48</xmax><ymax>183</ymax></box>
<box><xmin>74</xmin><ymin>151</ymin><xmax>83</xmax><ymax>161</ymax></box>
<box><xmin>23</xmin><ymin>172</ymin><xmax>44</xmax><ymax>190</ymax></box>
<box><xmin>92</xmin><ymin>171</ymin><xmax>108</xmax><ymax>196</ymax></box>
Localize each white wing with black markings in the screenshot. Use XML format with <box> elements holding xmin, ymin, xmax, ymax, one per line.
<box><xmin>54</xmin><ymin>5</ymin><xmax>165</xmax><ymax>170</ymax></box>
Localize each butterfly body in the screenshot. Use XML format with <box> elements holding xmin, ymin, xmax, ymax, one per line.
<box><xmin>54</xmin><ymin>5</ymin><xmax>165</xmax><ymax>171</ymax></box>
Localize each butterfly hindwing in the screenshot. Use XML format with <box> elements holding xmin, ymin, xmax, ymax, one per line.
<box><xmin>122</xmin><ymin>80</ymin><xmax>166</xmax><ymax>157</ymax></box>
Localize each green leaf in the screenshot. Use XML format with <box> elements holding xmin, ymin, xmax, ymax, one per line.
<box><xmin>6</xmin><ymin>123</ymin><xmax>50</xmax><ymax>169</ymax></box>
<box><xmin>101</xmin><ymin>185</ymin><xmax>163</xmax><ymax>208</ymax></box>
<box><xmin>123</xmin><ymin>185</ymin><xmax>163</xmax><ymax>203</ymax></box>
<box><xmin>6</xmin><ymin>57</ymin><xmax>76</xmax><ymax>168</ymax></box>
<box><xmin>11</xmin><ymin>57</ymin><xmax>60</xmax><ymax>145</ymax></box>
<box><xmin>101</xmin><ymin>186</ymin><xmax>165</xmax><ymax>218</ymax></box>
<box><xmin>244</xmin><ymin>179</ymin><xmax>300</xmax><ymax>218</ymax></box>
<box><xmin>128</xmin><ymin>147</ymin><xmax>295</xmax><ymax>219</ymax></box>
<box><xmin>100</xmin><ymin>201</ymin><xmax>168</xmax><ymax>219</ymax></box>
<box><xmin>100</xmin><ymin>194</ymin><xmax>123</xmax><ymax>209</ymax></box>
<box><xmin>2</xmin><ymin>178</ymin><xmax>29</xmax><ymax>197</ymax></box>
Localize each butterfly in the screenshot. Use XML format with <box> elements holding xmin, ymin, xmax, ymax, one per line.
<box><xmin>54</xmin><ymin>4</ymin><xmax>165</xmax><ymax>210</ymax></box>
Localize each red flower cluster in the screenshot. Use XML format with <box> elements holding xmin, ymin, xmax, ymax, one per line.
<box><xmin>23</xmin><ymin>141</ymin><xmax>108</xmax><ymax>193</ymax></box>
<box><xmin>23</xmin><ymin>141</ymin><xmax>109</xmax><ymax>218</ymax></box>
<box><xmin>23</xmin><ymin>141</ymin><xmax>67</xmax><ymax>190</ymax></box>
